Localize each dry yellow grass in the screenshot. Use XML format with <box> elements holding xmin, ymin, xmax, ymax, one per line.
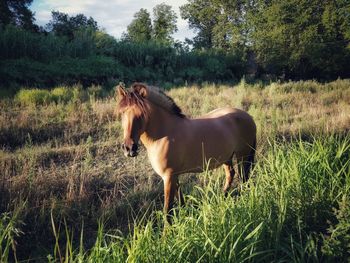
<box><xmin>169</xmin><ymin>80</ymin><xmax>350</xmax><ymax>143</ymax></box>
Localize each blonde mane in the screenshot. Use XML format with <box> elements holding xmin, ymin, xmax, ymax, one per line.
<box><xmin>142</xmin><ymin>85</ymin><xmax>185</xmax><ymax>118</ymax></box>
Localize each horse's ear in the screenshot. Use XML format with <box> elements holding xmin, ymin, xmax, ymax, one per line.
<box><xmin>132</xmin><ymin>83</ymin><xmax>148</xmax><ymax>98</ymax></box>
<box><xmin>116</xmin><ymin>83</ymin><xmax>127</xmax><ymax>99</ymax></box>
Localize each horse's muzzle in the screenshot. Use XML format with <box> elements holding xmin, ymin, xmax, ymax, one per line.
<box><xmin>121</xmin><ymin>143</ymin><xmax>138</xmax><ymax>157</ymax></box>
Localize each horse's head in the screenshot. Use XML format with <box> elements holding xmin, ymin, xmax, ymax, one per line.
<box><xmin>116</xmin><ymin>83</ymin><xmax>149</xmax><ymax>157</ymax></box>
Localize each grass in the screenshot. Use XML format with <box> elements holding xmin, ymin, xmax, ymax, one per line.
<box><xmin>46</xmin><ymin>135</ymin><xmax>350</xmax><ymax>262</ymax></box>
<box><xmin>0</xmin><ymin>208</ymin><xmax>23</xmax><ymax>262</ymax></box>
<box><xmin>0</xmin><ymin>79</ymin><xmax>350</xmax><ymax>262</ymax></box>
<box><xmin>14</xmin><ymin>84</ymin><xmax>103</xmax><ymax>106</ymax></box>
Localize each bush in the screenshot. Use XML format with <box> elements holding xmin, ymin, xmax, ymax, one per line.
<box><xmin>16</xmin><ymin>89</ymin><xmax>51</xmax><ymax>105</ymax></box>
<box><xmin>15</xmin><ymin>85</ymin><xmax>105</xmax><ymax>105</ymax></box>
<box><xmin>72</xmin><ymin>84</ymin><xmax>88</xmax><ymax>102</ymax></box>
<box><xmin>268</xmin><ymin>80</ymin><xmax>321</xmax><ymax>94</ymax></box>
<box><xmin>50</xmin><ymin>87</ymin><xmax>74</xmax><ymax>103</ymax></box>
<box><xmin>0</xmin><ymin>26</ymin><xmax>249</xmax><ymax>88</ymax></box>
<box><xmin>87</xmin><ymin>85</ymin><xmax>104</xmax><ymax>99</ymax></box>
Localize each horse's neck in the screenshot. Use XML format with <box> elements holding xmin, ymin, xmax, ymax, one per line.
<box><xmin>140</xmin><ymin>104</ymin><xmax>185</xmax><ymax>148</ymax></box>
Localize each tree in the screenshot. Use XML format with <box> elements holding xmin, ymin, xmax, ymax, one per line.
<box><xmin>247</xmin><ymin>0</ymin><xmax>350</xmax><ymax>78</ymax></box>
<box><xmin>125</xmin><ymin>8</ymin><xmax>152</xmax><ymax>43</ymax></box>
<box><xmin>212</xmin><ymin>0</ymin><xmax>248</xmax><ymax>50</ymax></box>
<box><xmin>0</xmin><ymin>0</ymin><xmax>38</xmax><ymax>31</ymax></box>
<box><xmin>180</xmin><ymin>0</ymin><xmax>216</xmax><ymax>49</ymax></box>
<box><xmin>181</xmin><ymin>0</ymin><xmax>350</xmax><ymax>78</ymax></box>
<box><xmin>94</xmin><ymin>30</ymin><xmax>117</xmax><ymax>56</ymax></box>
<box><xmin>180</xmin><ymin>0</ymin><xmax>248</xmax><ymax>51</ymax></box>
<box><xmin>46</xmin><ymin>11</ymin><xmax>98</xmax><ymax>39</ymax></box>
<box><xmin>153</xmin><ymin>3</ymin><xmax>178</xmax><ymax>45</ymax></box>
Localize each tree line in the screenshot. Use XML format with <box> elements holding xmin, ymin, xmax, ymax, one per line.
<box><xmin>181</xmin><ymin>0</ymin><xmax>350</xmax><ymax>79</ymax></box>
<box><xmin>0</xmin><ymin>0</ymin><xmax>349</xmax><ymax>92</ymax></box>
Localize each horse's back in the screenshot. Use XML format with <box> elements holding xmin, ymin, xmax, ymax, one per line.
<box><xmin>200</xmin><ymin>107</ymin><xmax>252</xmax><ymax>120</ymax></box>
<box><xmin>178</xmin><ymin>107</ymin><xmax>256</xmax><ymax>169</ymax></box>
<box><xmin>197</xmin><ymin>107</ymin><xmax>256</xmax><ymax>141</ymax></box>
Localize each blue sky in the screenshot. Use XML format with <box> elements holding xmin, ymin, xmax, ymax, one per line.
<box><xmin>30</xmin><ymin>0</ymin><xmax>195</xmax><ymax>41</ymax></box>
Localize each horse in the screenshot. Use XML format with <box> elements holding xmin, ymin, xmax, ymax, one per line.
<box><xmin>116</xmin><ymin>83</ymin><xmax>256</xmax><ymax>219</ymax></box>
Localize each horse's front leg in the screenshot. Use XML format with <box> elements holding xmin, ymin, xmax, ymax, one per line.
<box><xmin>162</xmin><ymin>174</ymin><xmax>178</xmax><ymax>222</ymax></box>
<box><xmin>223</xmin><ymin>160</ymin><xmax>237</xmax><ymax>194</ymax></box>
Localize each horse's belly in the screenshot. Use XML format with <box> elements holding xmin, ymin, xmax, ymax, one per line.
<box><xmin>146</xmin><ymin>139</ymin><xmax>230</xmax><ymax>176</ymax></box>
<box><xmin>182</xmin><ymin>158</ymin><xmax>225</xmax><ymax>173</ymax></box>
<box><xmin>178</xmin><ymin>141</ymin><xmax>233</xmax><ymax>173</ymax></box>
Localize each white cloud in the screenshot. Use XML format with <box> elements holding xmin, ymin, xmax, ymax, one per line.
<box><xmin>31</xmin><ymin>0</ymin><xmax>195</xmax><ymax>41</ymax></box>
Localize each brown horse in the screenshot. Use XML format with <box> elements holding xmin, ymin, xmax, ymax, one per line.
<box><xmin>116</xmin><ymin>83</ymin><xmax>256</xmax><ymax>218</ymax></box>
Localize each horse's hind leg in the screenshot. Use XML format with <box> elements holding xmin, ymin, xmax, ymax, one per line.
<box><xmin>175</xmin><ymin>176</ymin><xmax>185</xmax><ymax>206</ymax></box>
<box><xmin>223</xmin><ymin>160</ymin><xmax>237</xmax><ymax>194</ymax></box>
<box><xmin>236</xmin><ymin>149</ymin><xmax>255</xmax><ymax>183</ymax></box>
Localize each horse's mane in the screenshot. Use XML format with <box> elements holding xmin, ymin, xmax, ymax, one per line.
<box><xmin>118</xmin><ymin>83</ymin><xmax>185</xmax><ymax>118</ymax></box>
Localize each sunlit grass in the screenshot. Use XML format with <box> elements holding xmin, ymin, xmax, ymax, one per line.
<box><xmin>0</xmin><ymin>79</ymin><xmax>350</xmax><ymax>261</ymax></box>
<box><xmin>43</xmin><ymin>135</ymin><xmax>350</xmax><ymax>262</ymax></box>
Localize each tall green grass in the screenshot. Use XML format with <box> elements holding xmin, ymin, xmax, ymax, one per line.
<box><xmin>47</xmin><ymin>135</ymin><xmax>349</xmax><ymax>262</ymax></box>
<box><xmin>0</xmin><ymin>207</ymin><xmax>23</xmax><ymax>262</ymax></box>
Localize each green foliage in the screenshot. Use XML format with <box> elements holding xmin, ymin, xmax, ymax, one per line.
<box><xmin>180</xmin><ymin>0</ymin><xmax>216</xmax><ymax>49</ymax></box>
<box><xmin>51</xmin><ymin>87</ymin><xmax>74</xmax><ymax>103</ymax></box>
<box><xmin>1</xmin><ymin>1</ymin><xmax>349</xmax><ymax>91</ymax></box>
<box><xmin>152</xmin><ymin>3</ymin><xmax>178</xmax><ymax>45</ymax></box>
<box><xmin>16</xmin><ymin>88</ymin><xmax>51</xmax><ymax>105</ymax></box>
<box><xmin>72</xmin><ymin>84</ymin><xmax>88</xmax><ymax>102</ymax></box>
<box><xmin>46</xmin><ymin>11</ymin><xmax>98</xmax><ymax>39</ymax></box>
<box><xmin>15</xmin><ymin>85</ymin><xmax>105</xmax><ymax>105</ymax></box>
<box><xmin>0</xmin><ymin>0</ymin><xmax>38</xmax><ymax>31</ymax></box>
<box><xmin>87</xmin><ymin>85</ymin><xmax>104</xmax><ymax>99</ymax></box>
<box><xmin>0</xmin><ymin>209</ymin><xmax>23</xmax><ymax>262</ymax></box>
<box><xmin>268</xmin><ymin>80</ymin><xmax>320</xmax><ymax>94</ymax></box>
<box><xmin>124</xmin><ymin>4</ymin><xmax>178</xmax><ymax>46</ymax></box>
<box><xmin>0</xmin><ymin>26</ymin><xmax>246</xmax><ymax>89</ymax></box>
<box><xmin>247</xmin><ymin>0</ymin><xmax>350</xmax><ymax>79</ymax></box>
<box><xmin>0</xmin><ymin>56</ymin><xmax>121</xmax><ymax>88</ymax></box>
<box><xmin>322</xmin><ymin>195</ymin><xmax>350</xmax><ymax>260</ymax></box>
<box><xmin>0</xmin><ymin>25</ymin><xmax>97</xmax><ymax>61</ymax></box>
<box><xmin>180</xmin><ymin>0</ymin><xmax>350</xmax><ymax>79</ymax></box>
<box><xmin>181</xmin><ymin>0</ymin><xmax>247</xmax><ymax>50</ymax></box>
<box><xmin>125</xmin><ymin>8</ymin><xmax>153</xmax><ymax>43</ymax></box>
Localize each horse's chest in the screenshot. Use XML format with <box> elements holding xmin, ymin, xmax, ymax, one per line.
<box><xmin>145</xmin><ymin>139</ymin><xmax>176</xmax><ymax>176</ymax></box>
<box><xmin>147</xmin><ymin>150</ymin><xmax>168</xmax><ymax>177</ymax></box>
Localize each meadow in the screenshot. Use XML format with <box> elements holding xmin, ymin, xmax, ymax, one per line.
<box><xmin>0</xmin><ymin>79</ymin><xmax>350</xmax><ymax>262</ymax></box>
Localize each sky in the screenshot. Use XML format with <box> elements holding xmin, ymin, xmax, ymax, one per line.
<box><xmin>30</xmin><ymin>0</ymin><xmax>195</xmax><ymax>42</ymax></box>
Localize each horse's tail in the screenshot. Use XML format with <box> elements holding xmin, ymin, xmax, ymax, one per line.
<box><xmin>249</xmin><ymin>137</ymin><xmax>256</xmax><ymax>166</ymax></box>
<box><xmin>243</xmin><ymin>137</ymin><xmax>256</xmax><ymax>182</ymax></box>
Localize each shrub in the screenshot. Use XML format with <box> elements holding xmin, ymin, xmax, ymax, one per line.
<box><xmin>72</xmin><ymin>84</ymin><xmax>88</xmax><ymax>102</ymax></box>
<box><xmin>322</xmin><ymin>195</ymin><xmax>350</xmax><ymax>260</ymax></box>
<box><xmin>16</xmin><ymin>86</ymin><xmax>88</xmax><ymax>105</ymax></box>
<box><xmin>50</xmin><ymin>87</ymin><xmax>74</xmax><ymax>103</ymax></box>
<box><xmin>87</xmin><ymin>85</ymin><xmax>104</xmax><ymax>99</ymax></box>
<box><xmin>16</xmin><ymin>89</ymin><xmax>51</xmax><ymax>105</ymax></box>
<box><xmin>268</xmin><ymin>80</ymin><xmax>320</xmax><ymax>94</ymax></box>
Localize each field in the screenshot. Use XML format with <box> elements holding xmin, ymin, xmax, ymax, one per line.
<box><xmin>1</xmin><ymin>79</ymin><xmax>350</xmax><ymax>262</ymax></box>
